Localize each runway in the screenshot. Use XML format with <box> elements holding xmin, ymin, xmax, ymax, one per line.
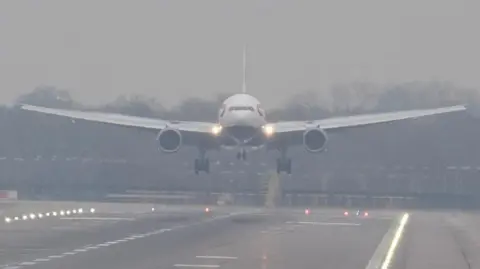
<box><xmin>1</xmin><ymin>202</ymin><xmax>477</xmax><ymax>269</ymax></box>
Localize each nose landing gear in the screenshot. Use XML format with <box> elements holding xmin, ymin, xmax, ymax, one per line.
<box><xmin>236</xmin><ymin>149</ymin><xmax>247</xmax><ymax>161</ymax></box>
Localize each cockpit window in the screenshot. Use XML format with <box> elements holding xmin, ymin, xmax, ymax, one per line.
<box><xmin>219</xmin><ymin>104</ymin><xmax>226</xmax><ymax>117</ymax></box>
<box><xmin>228</xmin><ymin>106</ymin><xmax>255</xmax><ymax>112</ymax></box>
<box><xmin>257</xmin><ymin>104</ymin><xmax>264</xmax><ymax>116</ymax></box>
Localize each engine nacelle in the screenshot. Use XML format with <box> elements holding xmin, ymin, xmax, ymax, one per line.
<box><xmin>303</xmin><ymin>128</ymin><xmax>328</xmax><ymax>153</ymax></box>
<box><xmin>157</xmin><ymin>128</ymin><xmax>182</xmax><ymax>153</ymax></box>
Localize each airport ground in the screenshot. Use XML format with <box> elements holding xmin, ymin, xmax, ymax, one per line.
<box><xmin>1</xmin><ymin>200</ymin><xmax>480</xmax><ymax>269</ymax></box>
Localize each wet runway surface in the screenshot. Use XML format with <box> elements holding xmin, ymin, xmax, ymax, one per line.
<box><xmin>0</xmin><ymin>203</ymin><xmax>395</xmax><ymax>269</ymax></box>
<box><xmin>1</xmin><ymin>202</ymin><xmax>479</xmax><ymax>269</ymax></box>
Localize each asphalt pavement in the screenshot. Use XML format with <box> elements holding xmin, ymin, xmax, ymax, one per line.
<box><xmin>3</xmin><ymin>202</ymin><xmax>479</xmax><ymax>269</ymax></box>
<box><xmin>0</xmin><ymin>203</ymin><xmax>398</xmax><ymax>269</ymax></box>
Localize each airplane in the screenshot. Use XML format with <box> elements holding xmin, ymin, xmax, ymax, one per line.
<box><xmin>20</xmin><ymin>46</ymin><xmax>466</xmax><ymax>175</ymax></box>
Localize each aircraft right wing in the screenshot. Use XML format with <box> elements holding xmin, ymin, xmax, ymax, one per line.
<box><xmin>271</xmin><ymin>105</ymin><xmax>466</xmax><ymax>133</ymax></box>
<box><xmin>20</xmin><ymin>104</ymin><xmax>220</xmax><ymax>148</ymax></box>
<box><xmin>267</xmin><ymin>104</ymin><xmax>466</xmax><ymax>149</ymax></box>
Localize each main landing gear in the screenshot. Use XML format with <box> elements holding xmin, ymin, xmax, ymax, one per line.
<box><xmin>276</xmin><ymin>158</ymin><xmax>292</xmax><ymax>174</ymax></box>
<box><xmin>236</xmin><ymin>149</ymin><xmax>247</xmax><ymax>161</ymax></box>
<box><xmin>194</xmin><ymin>149</ymin><xmax>210</xmax><ymax>175</ymax></box>
<box><xmin>276</xmin><ymin>149</ymin><xmax>292</xmax><ymax>174</ymax></box>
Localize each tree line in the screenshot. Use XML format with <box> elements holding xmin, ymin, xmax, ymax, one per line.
<box><xmin>0</xmin><ymin>82</ymin><xmax>479</xmax><ymax>197</ymax></box>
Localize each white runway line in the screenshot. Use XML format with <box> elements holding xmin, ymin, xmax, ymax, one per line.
<box><xmin>365</xmin><ymin>212</ymin><xmax>410</xmax><ymax>269</ymax></box>
<box><xmin>48</xmin><ymin>255</ymin><xmax>64</xmax><ymax>259</ymax></box>
<box><xmin>381</xmin><ymin>213</ymin><xmax>409</xmax><ymax>269</ymax></box>
<box><xmin>174</xmin><ymin>265</ymin><xmax>220</xmax><ymax>268</ymax></box>
<box><xmin>196</xmin><ymin>256</ymin><xmax>238</xmax><ymax>260</ymax></box>
<box><xmin>1</xmin><ymin>212</ymin><xmax>247</xmax><ymax>268</ymax></box>
<box><xmin>33</xmin><ymin>258</ymin><xmax>50</xmax><ymax>262</ymax></box>
<box><xmin>287</xmin><ymin>221</ymin><xmax>361</xmax><ymax>226</ymax></box>
<box><xmin>60</xmin><ymin>217</ymin><xmax>135</xmax><ymax>221</ymax></box>
<box><xmin>19</xmin><ymin>262</ymin><xmax>35</xmax><ymax>266</ymax></box>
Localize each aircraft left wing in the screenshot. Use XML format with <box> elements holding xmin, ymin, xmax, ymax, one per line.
<box><xmin>271</xmin><ymin>105</ymin><xmax>466</xmax><ymax>133</ymax></box>
<box><xmin>20</xmin><ymin>104</ymin><xmax>219</xmax><ymax>148</ymax></box>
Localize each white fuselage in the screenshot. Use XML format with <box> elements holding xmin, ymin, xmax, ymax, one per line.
<box><xmin>218</xmin><ymin>94</ymin><xmax>266</xmax><ymax>128</ymax></box>
<box><xmin>217</xmin><ymin>94</ymin><xmax>267</xmax><ymax>145</ymax></box>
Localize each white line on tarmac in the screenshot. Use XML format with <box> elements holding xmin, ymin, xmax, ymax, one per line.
<box><xmin>48</xmin><ymin>255</ymin><xmax>64</xmax><ymax>259</ymax></box>
<box><xmin>3</xmin><ymin>211</ymin><xmax>255</xmax><ymax>267</ymax></box>
<box><xmin>365</xmin><ymin>213</ymin><xmax>410</xmax><ymax>269</ymax></box>
<box><xmin>33</xmin><ymin>258</ymin><xmax>50</xmax><ymax>262</ymax></box>
<box><xmin>60</xmin><ymin>217</ymin><xmax>135</xmax><ymax>221</ymax></box>
<box><xmin>196</xmin><ymin>256</ymin><xmax>238</xmax><ymax>260</ymax></box>
<box><xmin>174</xmin><ymin>265</ymin><xmax>220</xmax><ymax>268</ymax></box>
<box><xmin>287</xmin><ymin>221</ymin><xmax>361</xmax><ymax>226</ymax></box>
<box><xmin>381</xmin><ymin>213</ymin><xmax>409</xmax><ymax>269</ymax></box>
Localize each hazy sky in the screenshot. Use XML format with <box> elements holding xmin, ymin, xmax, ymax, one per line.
<box><xmin>0</xmin><ymin>0</ymin><xmax>479</xmax><ymax>108</ymax></box>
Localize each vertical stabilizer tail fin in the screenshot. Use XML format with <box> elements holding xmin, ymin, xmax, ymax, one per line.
<box><xmin>242</xmin><ymin>44</ymin><xmax>247</xmax><ymax>93</ymax></box>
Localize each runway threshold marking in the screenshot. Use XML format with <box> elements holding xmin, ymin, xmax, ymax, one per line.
<box><xmin>365</xmin><ymin>213</ymin><xmax>410</xmax><ymax>269</ymax></box>
<box><xmin>174</xmin><ymin>265</ymin><xmax>220</xmax><ymax>268</ymax></box>
<box><xmin>196</xmin><ymin>256</ymin><xmax>238</xmax><ymax>260</ymax></box>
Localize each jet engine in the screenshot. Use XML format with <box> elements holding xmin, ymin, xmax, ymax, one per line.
<box><xmin>303</xmin><ymin>128</ymin><xmax>328</xmax><ymax>153</ymax></box>
<box><xmin>157</xmin><ymin>128</ymin><xmax>182</xmax><ymax>153</ymax></box>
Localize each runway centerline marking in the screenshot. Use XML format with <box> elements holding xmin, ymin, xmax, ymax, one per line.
<box><xmin>286</xmin><ymin>221</ymin><xmax>361</xmax><ymax>226</ymax></box>
<box><xmin>33</xmin><ymin>258</ymin><xmax>49</xmax><ymax>262</ymax></box>
<box><xmin>60</xmin><ymin>217</ymin><xmax>135</xmax><ymax>221</ymax></box>
<box><xmin>48</xmin><ymin>255</ymin><xmax>64</xmax><ymax>259</ymax></box>
<box><xmin>196</xmin><ymin>256</ymin><xmax>238</xmax><ymax>260</ymax></box>
<box><xmin>174</xmin><ymin>264</ymin><xmax>220</xmax><ymax>268</ymax></box>
<box><xmin>2</xmin><ymin>210</ymin><xmax>257</xmax><ymax>268</ymax></box>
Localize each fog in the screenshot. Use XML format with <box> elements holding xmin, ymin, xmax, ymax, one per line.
<box><xmin>1</xmin><ymin>0</ymin><xmax>480</xmax><ymax>109</ymax></box>
<box><xmin>0</xmin><ymin>85</ymin><xmax>478</xmax><ymax>205</ymax></box>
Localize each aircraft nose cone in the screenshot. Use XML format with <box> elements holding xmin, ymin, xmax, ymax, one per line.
<box><xmin>234</xmin><ymin>111</ymin><xmax>253</xmax><ymax>123</ymax></box>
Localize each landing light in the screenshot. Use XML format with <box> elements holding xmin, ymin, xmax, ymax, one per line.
<box><xmin>205</xmin><ymin>207</ymin><xmax>210</xmax><ymax>213</ymax></box>
<box><xmin>344</xmin><ymin>211</ymin><xmax>349</xmax><ymax>216</ymax></box>
<box><xmin>211</xmin><ymin>125</ymin><xmax>222</xmax><ymax>135</ymax></box>
<box><xmin>305</xmin><ymin>209</ymin><xmax>310</xmax><ymax>215</ymax></box>
<box><xmin>262</xmin><ymin>124</ymin><xmax>275</xmax><ymax>136</ymax></box>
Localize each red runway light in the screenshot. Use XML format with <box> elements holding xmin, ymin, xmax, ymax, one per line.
<box><xmin>364</xmin><ymin>211</ymin><xmax>369</xmax><ymax>217</ymax></box>
<box><xmin>305</xmin><ymin>209</ymin><xmax>310</xmax><ymax>215</ymax></box>
<box><xmin>205</xmin><ymin>207</ymin><xmax>210</xmax><ymax>213</ymax></box>
<box><xmin>344</xmin><ymin>211</ymin><xmax>349</xmax><ymax>216</ymax></box>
